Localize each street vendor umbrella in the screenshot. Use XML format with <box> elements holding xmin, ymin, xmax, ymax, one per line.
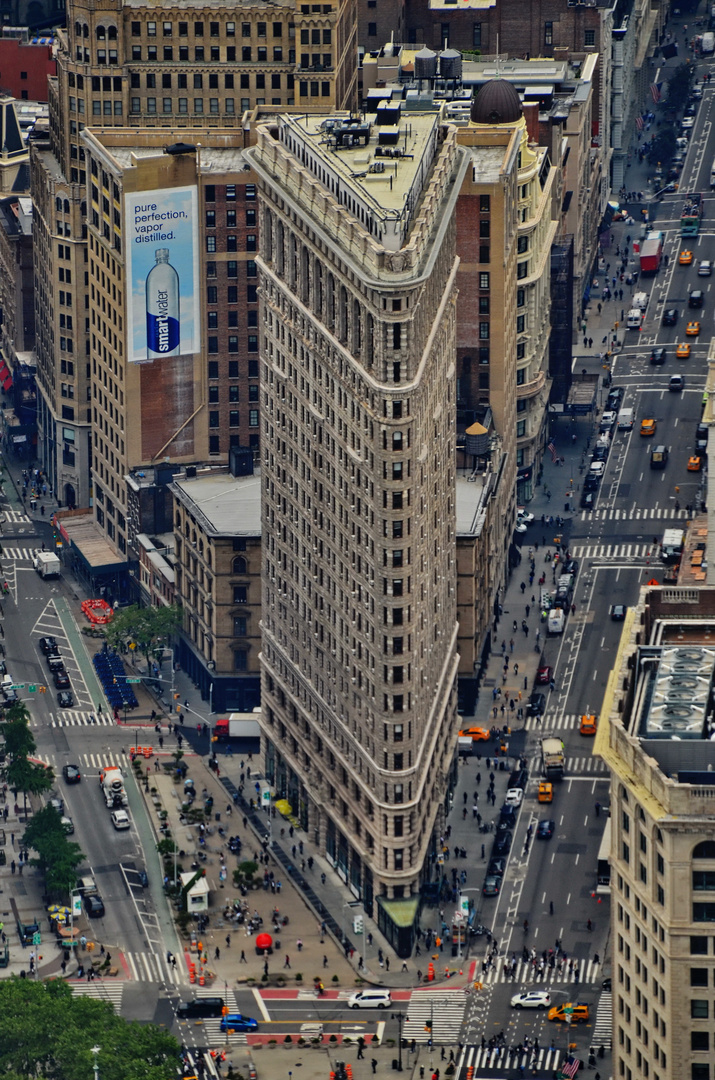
<box><xmin>274</xmin><ymin>799</ymin><xmax>293</xmax><ymax>816</ymax></box>
<box><xmin>47</xmin><ymin>905</ymin><xmax>71</xmax><ymax>915</ymax></box>
<box><xmin>255</xmin><ymin>932</ymin><xmax>273</xmax><ymax>950</ymax></box>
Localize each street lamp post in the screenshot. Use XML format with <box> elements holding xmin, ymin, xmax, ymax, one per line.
<box><xmin>390</xmin><ymin>1010</ymin><xmax>405</xmax><ymax>1072</ymax></box>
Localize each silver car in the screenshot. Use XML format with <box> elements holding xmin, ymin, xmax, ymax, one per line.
<box><xmin>698</xmin><ymin>260</ymin><xmax>712</xmax><ymax>277</ymax></box>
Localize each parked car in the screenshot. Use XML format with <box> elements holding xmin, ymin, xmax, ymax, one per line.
<box><xmin>492</xmin><ymin>831</ymin><xmax>513</xmax><ymax>857</ymax></box>
<box><xmin>84</xmin><ymin>894</ymin><xmax>105</xmax><ymax>918</ymax></box>
<box><xmin>482</xmin><ymin>875</ymin><xmax>501</xmax><ymax>897</ymax></box>
<box><xmin>53</xmin><ymin>670</ymin><xmax>71</xmax><ymax>690</ymax></box>
<box><xmin>526</xmin><ymin>692</ymin><xmax>546</xmax><ymax>717</ymax></box>
<box><xmin>38</xmin><ymin>636</ymin><xmax>58</xmax><ymax>654</ymax></box>
<box><xmin>57</xmin><ymin>691</ymin><xmax>74</xmax><ymax>708</ymax></box>
<box><xmin>536</xmin><ymin>663</ymin><xmax>553</xmax><ymax>685</ymax></box>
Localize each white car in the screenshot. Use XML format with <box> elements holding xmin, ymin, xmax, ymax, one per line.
<box><xmin>589</xmin><ymin>461</ymin><xmax>605</xmax><ymax>476</ymax></box>
<box><xmin>698</xmin><ymin>260</ymin><xmax>712</xmax><ymax>277</ymax></box>
<box><xmin>516</xmin><ymin>508</ymin><xmax>534</xmax><ymax>524</ymax></box>
<box><xmin>111</xmin><ymin>809</ymin><xmax>131</xmax><ymax>830</ymax></box>
<box><xmin>510</xmin><ymin>990</ymin><xmax>551</xmax><ymax>1010</ymax></box>
<box><xmin>599</xmin><ymin>411</ymin><xmax>617</xmax><ymax>433</ymax></box>
<box><xmin>505</xmin><ymin>788</ymin><xmax>524</xmax><ymax>807</ymax></box>
<box><xmin>682</xmin><ymin>116</ymin><xmax>695</xmax><ymax>129</ymax></box>
<box><xmin>514</xmin><ymin>521</ymin><xmax>528</xmax><ymax>534</ymax></box>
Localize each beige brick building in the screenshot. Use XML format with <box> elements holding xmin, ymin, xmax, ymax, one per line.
<box><xmin>31</xmin><ymin>0</ymin><xmax>357</xmax><ymax>515</ymax></box>
<box><xmin>598</xmin><ymin>587</ymin><xmax>715</xmax><ymax>1080</ymax></box>
<box><xmin>248</xmin><ymin>111</ymin><xmax>468</xmax><ymax>946</ymax></box>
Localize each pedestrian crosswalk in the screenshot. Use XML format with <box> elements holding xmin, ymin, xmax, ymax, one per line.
<box><xmin>124</xmin><ymin>950</ymin><xmax>181</xmax><ymax>984</ymax></box>
<box><xmin>1</xmin><ymin>510</ymin><xmax>31</xmax><ymax>525</ymax></box>
<box><xmin>524</xmin><ymin>749</ymin><xmax>607</xmax><ymax>775</ymax></box>
<box><xmin>38</xmin><ymin>750</ymin><xmax>124</xmax><ymax>772</ymax></box>
<box><xmin>570</xmin><ymin>542</ymin><xmax>652</xmax><ymax>561</ymax></box>
<box><xmin>591</xmin><ymin>991</ymin><xmax>613</xmax><ymax>1051</ymax></box>
<box><xmin>458</xmin><ymin>1044</ymin><xmax>563</xmax><ymax>1075</ymax></box>
<box><xmin>477</xmin><ymin>956</ymin><xmax>602</xmax><ymax>986</ymax></box>
<box><xmin>580</xmin><ymin>507</ymin><xmax>688</xmax><ymax>523</ymax></box>
<box><xmin>70</xmin><ymin>981</ymin><xmax>125</xmax><ymax>1008</ymax></box>
<box><xmin>0</xmin><ymin>546</ymin><xmax>40</xmax><ymax>562</ymax></box>
<box><xmin>522</xmin><ymin>712</ymin><xmax>582</xmax><ymax>733</ymax></box>
<box><xmin>50</xmin><ymin>709</ymin><xmax>116</xmax><ymax>728</ymax></box>
<box><xmin>186</xmin><ymin>988</ymin><xmax>248</xmax><ymax>1045</ymax></box>
<box><xmin>403</xmin><ymin>989</ymin><xmax>469</xmax><ymax>1043</ymax></box>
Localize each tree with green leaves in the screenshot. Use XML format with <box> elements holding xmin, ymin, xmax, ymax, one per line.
<box><xmin>23</xmin><ymin>805</ymin><xmax>84</xmax><ymax>894</ymax></box>
<box><xmin>6</xmin><ymin>755</ymin><xmax>54</xmax><ymax>814</ymax></box>
<box><xmin>0</xmin><ymin>977</ymin><xmax>180</xmax><ymax>1080</ymax></box>
<box><xmin>648</xmin><ymin>128</ymin><xmax>677</xmax><ymax>168</ymax></box>
<box><xmin>2</xmin><ymin>712</ymin><xmax>36</xmax><ymax>759</ymax></box>
<box><xmin>103</xmin><ymin>603</ymin><xmax>181</xmax><ymax>666</ymax></box>
<box><xmin>667</xmin><ymin>62</ymin><xmax>693</xmax><ymax>112</ymax></box>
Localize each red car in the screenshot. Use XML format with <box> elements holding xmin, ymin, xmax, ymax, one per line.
<box><xmin>536</xmin><ymin>664</ymin><xmax>553</xmax><ymax>686</ymax></box>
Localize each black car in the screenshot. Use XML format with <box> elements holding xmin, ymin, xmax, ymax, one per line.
<box><xmin>536</xmin><ymin>820</ymin><xmax>555</xmax><ymax>840</ymax></box>
<box><xmin>650</xmin><ymin>347</ymin><xmax>666</xmax><ymax>366</ymax></box>
<box><xmin>57</xmin><ymin>690</ymin><xmax>74</xmax><ymax>708</ymax></box>
<box><xmin>482</xmin><ymin>875</ymin><xmax>501</xmax><ymax>897</ymax></box>
<box><xmin>508</xmin><ymin>768</ymin><xmax>528</xmax><ymax>790</ymax></box>
<box><xmin>53</xmin><ymin>670</ymin><xmax>71</xmax><ymax>690</ymax></box>
<box><xmin>581</xmin><ymin>491</ymin><xmax>596</xmax><ymax>511</ymax></box>
<box><xmin>2</xmin><ymin>688</ymin><xmax>18</xmax><ymax>703</ymax></box>
<box><xmin>84</xmin><ymin>894</ymin><xmax>105</xmax><ymax>918</ymax></box>
<box><xmin>696</xmin><ymin>423</ymin><xmax>708</xmax><ymax>451</ymax></box>
<box><xmin>38</xmin><ymin>636</ymin><xmax>58</xmax><ymax>655</ymax></box>
<box><xmin>606</xmin><ymin>387</ymin><xmax>624</xmax><ymax>410</ymax></box>
<box><xmin>492</xmin><ymin>831</ymin><xmax>513</xmax><ymax>857</ymax></box>
<box><xmin>487</xmin><ymin>857</ymin><xmax>507</xmax><ymax>877</ymax></box>
<box><xmin>583</xmin><ymin>474</ymin><xmax>600</xmax><ymax>492</ymax></box>
<box><xmin>610</xmin><ymin>604</ymin><xmax>627</xmax><ymax>621</ymax></box>
<box><xmin>499</xmin><ymin>805</ymin><xmax>517</xmax><ymax>828</ymax></box>
<box><xmin>662</xmin><ymin>309</ymin><xmax>678</xmax><ymax>326</ymax></box>
<box><xmin>562</xmin><ymin>559</ymin><xmax>579</xmax><ymax>577</ymax></box>
<box><xmin>62</xmin><ymin>763</ymin><xmax>81</xmax><ymax>783</ymax></box>
<box><xmin>592</xmin><ymin>445</ymin><xmax>608</xmax><ymax>463</ymax></box>
<box><xmin>689</xmin><ymin>290</ymin><xmax>704</xmax><ymax>309</ymax></box>
<box><xmin>527</xmin><ymin>692</ymin><xmax>546</xmax><ymax>717</ymax></box>
<box><xmin>47</xmin><ymin>655</ymin><xmax>65</xmax><ymax>673</ymax></box>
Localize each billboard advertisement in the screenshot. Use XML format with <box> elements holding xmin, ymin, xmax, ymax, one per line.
<box><xmin>124</xmin><ymin>186</ymin><xmax>200</xmax><ymax>364</ymax></box>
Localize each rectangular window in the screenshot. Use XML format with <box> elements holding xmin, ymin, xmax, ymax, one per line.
<box><xmin>585</xmin><ymin>29</ymin><xmax>596</xmax><ymax>47</ymax></box>
<box><xmin>479</xmin><ymin>322</ymin><xmax>489</xmax><ymax>340</ymax></box>
<box><xmin>691</xmin><ymin>968</ymin><xmax>709</xmax><ymax>987</ymax></box>
<box><xmin>479</xmin><ymin>194</ymin><xmax>490</xmax><ymax>213</ymax></box>
<box><xmin>479</xmin><ymin>220</ymin><xmax>490</xmax><ymax>238</ymax></box>
<box><xmin>517</xmin><ymin>261</ymin><xmax>529</xmax><ymax>279</ymax></box>
<box><xmin>544</xmin><ymin>21</ymin><xmax>553</xmax><ymax>44</ymax></box>
<box><xmin>694</xmin><ymin>903</ymin><xmax>715</xmax><ymax>922</ymax></box>
<box><xmin>479</xmin><ymin>272</ymin><xmax>489</xmax><ymax>290</ymax></box>
<box><xmin>473</xmin><ymin>22</ymin><xmax>481</xmax><ymax>47</ymax></box>
<box><xmin>691</xmin><ymin>937</ymin><xmax>709</xmax><ymax>955</ymax></box>
<box><xmin>694</xmin><ymin>872</ymin><xmax>715</xmax><ymax>891</ymax></box>
<box><xmin>479</xmin><ymin>246</ymin><xmax>490</xmax><ymax>264</ymax></box>
<box><xmin>692</xmin><ymin>1000</ymin><xmax>709</xmax><ymax>1019</ymax></box>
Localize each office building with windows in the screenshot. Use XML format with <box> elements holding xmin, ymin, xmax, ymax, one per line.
<box><xmin>30</xmin><ymin>0</ymin><xmax>357</xmax><ymax>513</ymax></box>
<box><xmin>598</xmin><ymin>587</ymin><xmax>715</xmax><ymax>1080</ymax></box>
<box><xmin>248</xmin><ymin>110</ymin><xmax>469</xmax><ymax>946</ymax></box>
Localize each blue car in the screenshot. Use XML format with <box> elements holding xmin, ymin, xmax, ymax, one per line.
<box><xmin>220</xmin><ymin>1014</ymin><xmax>259</xmax><ymax>1033</ymax></box>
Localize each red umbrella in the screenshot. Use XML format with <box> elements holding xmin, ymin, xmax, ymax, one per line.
<box><xmin>255</xmin><ymin>932</ymin><xmax>273</xmax><ymax>950</ymax></box>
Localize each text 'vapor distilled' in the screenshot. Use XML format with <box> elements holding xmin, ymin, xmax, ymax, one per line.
<box><xmin>146</xmin><ymin>248</ymin><xmax>180</xmax><ymax>359</ymax></box>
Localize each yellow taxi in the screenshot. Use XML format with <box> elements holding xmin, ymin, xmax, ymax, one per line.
<box><xmin>676</xmin><ymin>342</ymin><xmax>691</xmax><ymax>358</ymax></box>
<box><xmin>538</xmin><ymin>781</ymin><xmax>553</xmax><ymax>803</ymax></box>
<box><xmin>548</xmin><ymin>1003</ymin><xmax>590</xmax><ymax>1024</ymax></box>
<box><xmin>580</xmin><ymin>714</ymin><xmax>597</xmax><ymax>736</ymax></box>
<box><xmin>640</xmin><ymin>418</ymin><xmax>656</xmax><ymax>436</ymax></box>
<box><xmin>680</xmin><ymin>250</ymin><xmax>694</xmax><ymax>265</ymax></box>
<box><xmin>686</xmin><ymin>321</ymin><xmax>700</xmax><ymax>336</ymax></box>
<box><xmin>459</xmin><ymin>726</ymin><xmax>490</xmax><ymax>742</ymax></box>
<box><xmin>688</xmin><ymin>456</ymin><xmax>702</xmax><ymax>472</ymax></box>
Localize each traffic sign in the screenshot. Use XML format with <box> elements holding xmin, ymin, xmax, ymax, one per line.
<box><xmin>126</xmin><ymin>678</ymin><xmax>141</xmax><ymax>684</ymax></box>
<box><xmin>28</xmin><ymin>684</ymin><xmax>36</xmax><ymax>693</ymax></box>
<box><xmin>32</xmin><ymin>932</ymin><xmax>41</xmax><ymax>946</ymax></box>
<box><xmin>9</xmin><ymin>683</ymin><xmax>25</xmax><ymax>690</ymax></box>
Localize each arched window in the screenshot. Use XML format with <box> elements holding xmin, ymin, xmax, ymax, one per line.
<box><xmin>55</xmin><ymin>196</ymin><xmax>62</xmax><ymax>212</ymax></box>
<box><xmin>233</xmin><ymin>556</ymin><xmax>247</xmax><ymax>574</ymax></box>
<box><xmin>366</xmin><ymin>312</ymin><xmax>374</xmax><ymax>366</ymax></box>
<box><xmin>83</xmin><ymin>23</ymin><xmax>89</xmax><ymax>37</ymax></box>
<box><xmin>276</xmin><ymin>220</ymin><xmax>284</xmax><ymax>275</ymax></box>
<box><xmin>108</xmin><ymin>25</ymin><xmax>117</xmax><ymax>39</ymax></box>
<box><xmin>392</xmin><ymin>431</ymin><xmax>403</xmax><ymax>451</ymax></box>
<box><xmin>263</xmin><ymin>208</ymin><xmax>273</xmax><ymax>261</ymax></box>
<box><xmin>96</xmin><ymin>25</ymin><xmax>106</xmax><ymax>39</ymax></box>
<box><xmin>74</xmin><ymin>21</ymin><xmax>81</xmax><ymax>37</ymax></box>
<box><xmin>63</xmin><ymin>200</ymin><xmax>70</xmax><ymax>214</ymax></box>
<box><xmin>314</xmin><ymin>260</ymin><xmax>323</xmax><ymax>315</ymax></box>
<box><xmin>301</xmin><ymin>245</ymin><xmax>310</xmax><ymax>305</ymax></box>
<box><xmin>327</xmin><ymin>274</ymin><xmax>335</xmax><ymax>327</ymax></box>
<box><xmin>694</xmin><ymin>842</ymin><xmax>715</xmax><ymax>859</ymax></box>
<box><xmin>353</xmin><ymin>300</ymin><xmax>362</xmax><ymax>353</ymax></box>
<box><xmin>620</xmin><ymin>785</ymin><xmax>629</xmax><ymax>803</ymax></box>
<box><xmin>339</xmin><ymin>285</ymin><xmax>348</xmax><ymax>343</ymax></box>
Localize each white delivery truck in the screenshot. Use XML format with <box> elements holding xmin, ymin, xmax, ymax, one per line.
<box><xmin>617</xmin><ymin>408</ymin><xmax>634</xmax><ymax>430</ymax></box>
<box><xmin>547</xmin><ymin>608</ymin><xmax>565</xmax><ymax>634</ymax></box>
<box><xmin>633</xmin><ymin>291</ymin><xmax>648</xmax><ymax>312</ymax></box>
<box><xmin>627</xmin><ymin>308</ymin><xmax>642</xmax><ymax>329</ymax></box>
<box><xmin>33</xmin><ymin>551</ymin><xmax>61</xmax><ymax>578</ymax></box>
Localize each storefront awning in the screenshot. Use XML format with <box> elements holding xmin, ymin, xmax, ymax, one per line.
<box><xmin>2</xmin><ymin>374</ymin><xmax>12</xmax><ymax>392</ymax></box>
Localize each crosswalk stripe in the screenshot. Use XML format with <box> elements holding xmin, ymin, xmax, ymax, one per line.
<box><xmin>402</xmin><ymin>989</ymin><xmax>468</xmax><ymax>1043</ymax></box>
<box><xmin>591</xmin><ymin>991</ymin><xmax>613</xmax><ymax>1049</ymax></box>
<box><xmin>70</xmin><ymin>982</ymin><xmax>124</xmax><ymax>1007</ymax></box>
<box><xmin>50</xmin><ymin>710</ymin><xmax>115</xmax><ymax>728</ymax></box>
<box><xmin>570</xmin><ymin>543</ymin><xmax>652</xmax><ymax>560</ymax></box>
<box><xmin>124</xmin><ymin>950</ymin><xmax>180</xmax><ymax>984</ymax></box>
<box><xmin>1</xmin><ymin>510</ymin><xmax>32</xmax><ymax>524</ymax></box>
<box><xmin>0</xmin><ymin>546</ymin><xmax>41</xmax><ymax>561</ymax></box>
<box><xmin>460</xmin><ymin>1044</ymin><xmax>563</xmax><ymax>1073</ymax></box>
<box><xmin>527</xmin><ymin>752</ymin><xmax>607</xmax><ymax>776</ymax></box>
<box><xmin>580</xmin><ymin>507</ymin><xmax>688</xmax><ymax>523</ymax></box>
<box><xmin>522</xmin><ymin>713</ymin><xmax>581</xmax><ymax>732</ymax></box>
<box><xmin>481</xmin><ymin>957</ymin><xmax>601</xmax><ymax>985</ymax></box>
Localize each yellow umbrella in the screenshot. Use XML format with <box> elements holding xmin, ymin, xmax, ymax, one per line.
<box><xmin>274</xmin><ymin>799</ymin><xmax>293</xmax><ymax>816</ymax></box>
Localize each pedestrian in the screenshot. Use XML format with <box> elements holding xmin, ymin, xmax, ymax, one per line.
<box><xmin>481</xmin><ymin>843</ymin><xmax>485</xmax><ymax>859</ymax></box>
<box><xmin>10</xmin><ymin>860</ymin><xmax>14</xmax><ymax>874</ymax></box>
<box><xmin>323</xmin><ymin>954</ymin><xmax>329</xmax><ymax>968</ymax></box>
<box><xmin>595</xmin><ymin>801</ymin><xmax>601</xmax><ymax>817</ymax></box>
<box><xmin>214</xmin><ymin>947</ymin><xmax>220</xmax><ymax>960</ymax></box>
<box><xmin>240</xmin><ymin>950</ymin><xmax>247</xmax><ymax>963</ymax></box>
<box><xmin>371</xmin><ymin>1060</ymin><xmax>378</xmax><ymax>1075</ymax></box>
<box><xmin>402</xmin><ymin>960</ymin><xmax>408</xmax><ymax>972</ymax></box>
<box><xmin>284</xmin><ymin>954</ymin><xmax>291</xmax><ymax>968</ymax></box>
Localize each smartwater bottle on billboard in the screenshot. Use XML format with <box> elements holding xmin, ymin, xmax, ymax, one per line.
<box><xmin>146</xmin><ymin>248</ymin><xmax>180</xmax><ymax>359</ymax></box>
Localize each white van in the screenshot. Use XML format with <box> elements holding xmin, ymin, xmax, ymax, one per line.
<box><xmin>627</xmin><ymin>308</ymin><xmax>642</xmax><ymax>329</ymax></box>
<box><xmin>617</xmin><ymin>407</ymin><xmax>634</xmax><ymax>430</ymax></box>
<box><xmin>633</xmin><ymin>292</ymin><xmax>648</xmax><ymax>312</ymax></box>
<box><xmin>348</xmin><ymin>989</ymin><xmax>392</xmax><ymax>1009</ymax></box>
<box><xmin>547</xmin><ymin>609</ymin><xmax>565</xmax><ymax>635</ymax></box>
